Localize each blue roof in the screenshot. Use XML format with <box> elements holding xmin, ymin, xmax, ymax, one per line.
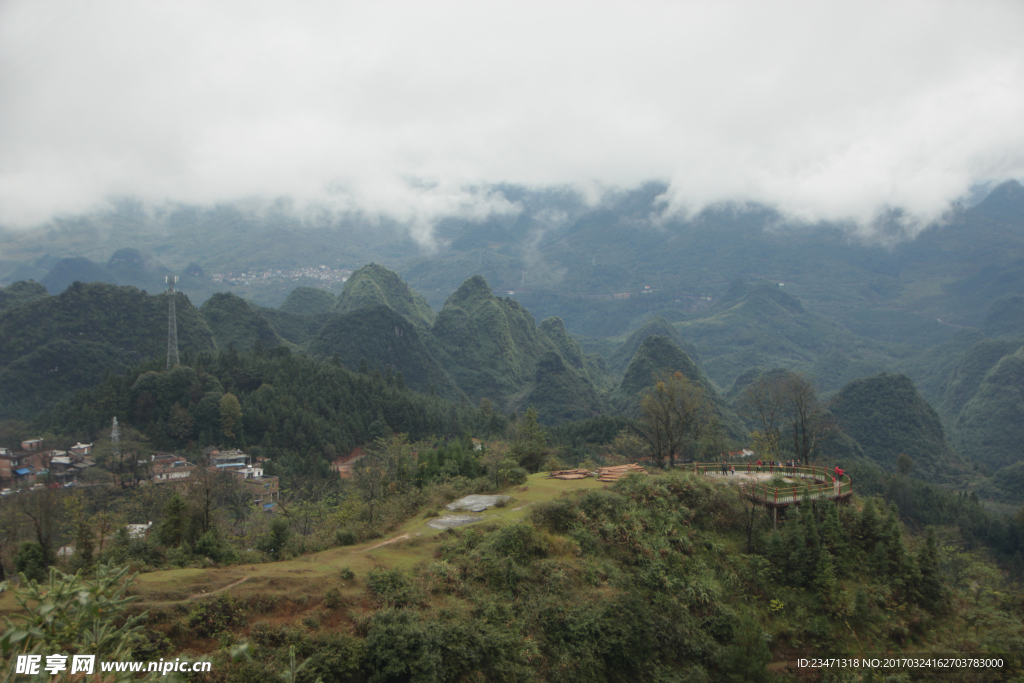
<box><xmin>14</xmin><ymin>468</ymin><xmax>31</xmax><ymax>476</ymax></box>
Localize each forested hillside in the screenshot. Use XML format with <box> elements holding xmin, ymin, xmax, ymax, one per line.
<box><xmin>0</xmin><ymin>282</ymin><xmax>216</xmax><ymax>420</ymax></box>
<box><xmin>42</xmin><ymin>349</ymin><xmax>499</xmax><ymax>475</ymax></box>
<box><xmin>829</xmin><ymin>373</ymin><xmax>967</xmax><ymax>481</ymax></box>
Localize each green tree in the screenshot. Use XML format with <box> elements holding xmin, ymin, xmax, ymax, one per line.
<box><xmin>640</xmin><ymin>372</ymin><xmax>710</xmax><ymax>469</ymax></box>
<box><xmin>820</xmin><ymin>502</ymin><xmax>848</xmax><ymax>572</ymax></box>
<box><xmin>607</xmin><ymin>429</ymin><xmax>650</xmax><ymax>465</ymax></box>
<box><xmin>749</xmin><ymin>429</ymin><xmax>779</xmax><ymax>464</ymax></box>
<box><xmin>857</xmin><ymin>498</ymin><xmax>881</xmax><ymax>553</ymax></box>
<box><xmin>719</xmin><ymin>615</ymin><xmax>770</xmax><ymax>682</ymax></box>
<box><xmin>258</xmin><ymin>518</ymin><xmax>291</xmax><ymax>560</ymax></box>
<box><xmin>219</xmin><ymin>392</ymin><xmax>243</xmax><ymax>443</ymax></box>
<box><xmin>67</xmin><ymin>495</ymin><xmax>95</xmax><ymax>568</ymax></box>
<box><xmin>508</xmin><ymin>406</ymin><xmax>551</xmax><ymax>473</ymax></box>
<box><xmin>168</xmin><ymin>403</ymin><xmax>195</xmax><ymax>442</ymax></box>
<box><xmin>815</xmin><ymin>551</ymin><xmax>840</xmax><ymax>613</ymax></box>
<box><xmin>194</xmin><ymin>527</ymin><xmax>236</xmax><ymax>564</ymax></box>
<box><xmin>156</xmin><ymin>493</ymin><xmax>189</xmax><ymax>548</ymax></box>
<box><xmin>13</xmin><ymin>542</ymin><xmax>47</xmax><ymax>584</ymax></box>
<box><xmin>916</xmin><ymin>527</ymin><xmax>946</xmax><ymax>612</ymax></box>
<box><xmin>798</xmin><ymin>496</ymin><xmax>822</xmax><ymax>585</ymax></box>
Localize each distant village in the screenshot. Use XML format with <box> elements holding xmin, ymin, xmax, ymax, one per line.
<box><xmin>0</xmin><ymin>438</ymin><xmax>279</xmax><ymax>509</ymax></box>
<box><xmin>210</xmin><ymin>265</ymin><xmax>351</xmax><ymax>288</ymax></box>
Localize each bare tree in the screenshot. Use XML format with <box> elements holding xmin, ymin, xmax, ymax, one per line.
<box><xmin>16</xmin><ymin>487</ymin><xmax>62</xmax><ymax>562</ymax></box>
<box><xmin>741</xmin><ymin>370</ymin><xmax>832</xmax><ymax>465</ymax></box>
<box><xmin>640</xmin><ymin>372</ymin><xmax>711</xmax><ymax>469</ymax></box>
<box><xmin>739</xmin><ymin>372</ymin><xmax>786</xmax><ymax>439</ymax></box>
<box><xmin>278</xmin><ymin>477</ymin><xmax>338</xmax><ymax>539</ymax></box>
<box><xmin>778</xmin><ymin>372</ymin><xmax>832</xmax><ymax>465</ymax></box>
<box><xmin>0</xmin><ymin>498</ymin><xmax>23</xmax><ymax>580</ymax></box>
<box><xmin>186</xmin><ymin>466</ymin><xmax>230</xmax><ymax>537</ymax></box>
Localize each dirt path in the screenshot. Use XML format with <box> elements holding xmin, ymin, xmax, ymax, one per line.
<box><xmin>365</xmin><ymin>533</ymin><xmax>410</xmax><ymax>551</ymax></box>
<box><xmin>189</xmin><ymin>576</ymin><xmax>248</xmax><ymax>600</ymax></box>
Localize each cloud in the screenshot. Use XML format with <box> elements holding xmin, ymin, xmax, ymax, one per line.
<box><xmin>1</xmin><ymin>0</ymin><xmax>1022</xmax><ymax>241</ymax></box>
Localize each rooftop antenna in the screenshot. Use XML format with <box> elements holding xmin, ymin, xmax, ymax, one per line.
<box><xmin>166</xmin><ymin>275</ymin><xmax>179</xmax><ymax>369</ymax></box>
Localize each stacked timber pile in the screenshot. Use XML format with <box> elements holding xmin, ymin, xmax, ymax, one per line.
<box><xmin>548</xmin><ymin>468</ymin><xmax>593</xmax><ymax>480</ymax></box>
<box><xmin>597</xmin><ymin>463</ymin><xmax>647</xmax><ymax>482</ymax></box>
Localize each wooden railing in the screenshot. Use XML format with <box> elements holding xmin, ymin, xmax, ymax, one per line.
<box><xmin>688</xmin><ymin>462</ymin><xmax>853</xmax><ymax>504</ymax></box>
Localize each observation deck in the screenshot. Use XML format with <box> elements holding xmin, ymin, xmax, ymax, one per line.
<box><xmin>688</xmin><ymin>462</ymin><xmax>853</xmax><ymax>508</ymax></box>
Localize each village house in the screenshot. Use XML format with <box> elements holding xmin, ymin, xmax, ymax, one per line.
<box><xmin>69</xmin><ymin>442</ymin><xmax>93</xmax><ymax>457</ymax></box>
<box><xmin>243</xmin><ymin>474</ymin><xmax>280</xmax><ymax>509</ymax></box>
<box><xmin>150</xmin><ymin>452</ymin><xmax>197</xmax><ymax>484</ymax></box>
<box><xmin>210</xmin><ymin>449</ymin><xmax>248</xmax><ymax>471</ymax></box>
<box><xmin>45</xmin><ymin>451</ymin><xmax>78</xmax><ymax>485</ymax></box>
<box><xmin>204</xmin><ymin>450</ymin><xmax>279</xmax><ymax>507</ymax></box>
<box><xmin>0</xmin><ymin>448</ymin><xmax>34</xmax><ymax>482</ymax></box>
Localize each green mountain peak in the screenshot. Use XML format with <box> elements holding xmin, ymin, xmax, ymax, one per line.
<box><xmin>830</xmin><ymin>372</ymin><xmax>966</xmax><ymax>480</ymax></box>
<box><xmin>443</xmin><ymin>274</ymin><xmax>495</xmax><ymax>309</ymax></box>
<box><xmin>336</xmin><ymin>263</ymin><xmax>435</xmax><ymax>328</ymax></box>
<box><xmin>200</xmin><ymin>292</ymin><xmax>285</xmax><ymax>352</ymax></box>
<box><xmin>280</xmin><ymin>286</ymin><xmax>337</xmax><ymax>316</ymax></box>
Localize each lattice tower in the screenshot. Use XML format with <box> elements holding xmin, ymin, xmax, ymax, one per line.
<box><xmin>166</xmin><ymin>275</ymin><xmax>179</xmax><ymax>369</ymax></box>
<box><xmin>111</xmin><ymin>416</ymin><xmax>121</xmax><ymax>460</ymax></box>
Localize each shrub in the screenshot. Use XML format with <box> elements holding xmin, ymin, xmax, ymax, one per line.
<box><xmin>302</xmin><ymin>632</ymin><xmax>365</xmax><ymax>683</ymax></box>
<box><xmin>187</xmin><ymin>595</ymin><xmax>243</xmax><ymax>638</ymax></box>
<box><xmin>334</xmin><ymin>529</ymin><xmax>357</xmax><ymax>546</ymax></box>
<box><xmin>365</xmin><ymin>568</ymin><xmax>424</xmax><ymax>608</ymax></box>
<box><xmin>364</xmin><ymin>609</ymin><xmax>530</xmax><ymax>683</ymax></box>
<box><xmin>323</xmin><ymin>587</ymin><xmax>344</xmax><ymax>609</ymax></box>
<box><xmin>531</xmin><ymin>498</ymin><xmax>579</xmax><ymax>534</ymax></box>
<box><xmin>542</xmin><ymin>456</ymin><xmax>566</xmax><ymax>472</ymax></box>
<box><xmin>489</xmin><ymin>524</ymin><xmax>546</xmax><ymax>560</ymax></box>
<box><xmin>130</xmin><ymin>628</ymin><xmax>172</xmax><ymax>660</ymax></box>
<box><xmin>258</xmin><ymin>518</ymin><xmax>291</xmax><ymax>559</ymax></box>
<box><xmin>195</xmin><ymin>528</ymin><xmax>237</xmax><ymax>564</ymax></box>
<box><xmin>14</xmin><ymin>542</ymin><xmax>47</xmax><ymax>583</ymax></box>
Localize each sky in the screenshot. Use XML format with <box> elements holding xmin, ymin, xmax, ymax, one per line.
<box><xmin>1</xmin><ymin>0</ymin><xmax>1023</xmax><ymax>243</ymax></box>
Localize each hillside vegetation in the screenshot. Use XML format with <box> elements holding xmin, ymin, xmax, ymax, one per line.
<box><xmin>200</xmin><ymin>292</ymin><xmax>287</xmax><ymax>352</ymax></box>
<box><xmin>0</xmin><ymin>282</ymin><xmax>216</xmax><ymax>420</ymax></box>
<box><xmin>829</xmin><ymin>373</ymin><xmax>967</xmax><ymax>481</ymax></box>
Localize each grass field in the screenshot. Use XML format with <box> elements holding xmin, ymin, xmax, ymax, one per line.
<box><xmin>118</xmin><ymin>473</ymin><xmax>610</xmax><ymax>608</ymax></box>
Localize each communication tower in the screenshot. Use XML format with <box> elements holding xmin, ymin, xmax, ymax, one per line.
<box><xmin>111</xmin><ymin>416</ymin><xmax>121</xmax><ymax>460</ymax></box>
<box><xmin>166</xmin><ymin>275</ymin><xmax>179</xmax><ymax>369</ymax></box>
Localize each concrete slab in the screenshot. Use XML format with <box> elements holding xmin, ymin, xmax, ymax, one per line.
<box><xmin>426</xmin><ymin>514</ymin><xmax>484</xmax><ymax>530</ymax></box>
<box><xmin>445</xmin><ymin>494</ymin><xmax>510</xmax><ymax>512</ymax></box>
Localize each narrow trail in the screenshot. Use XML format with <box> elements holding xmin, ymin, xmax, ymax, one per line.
<box><xmin>189</xmin><ymin>576</ymin><xmax>248</xmax><ymax>600</ymax></box>
<box><xmin>365</xmin><ymin>533</ymin><xmax>410</xmax><ymax>551</ymax></box>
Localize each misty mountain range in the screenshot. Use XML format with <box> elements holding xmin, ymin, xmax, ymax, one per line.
<box><xmin>1</xmin><ymin>179</ymin><xmax>1024</xmax><ymax>504</ymax></box>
